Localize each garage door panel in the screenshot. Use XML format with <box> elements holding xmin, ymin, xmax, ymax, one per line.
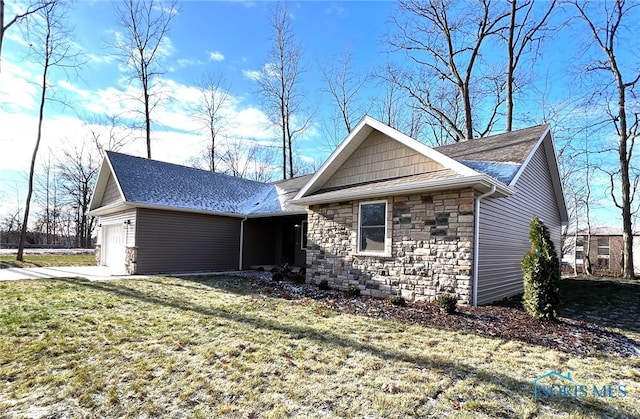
<box><xmin>103</xmin><ymin>224</ymin><xmax>125</xmax><ymax>273</ymax></box>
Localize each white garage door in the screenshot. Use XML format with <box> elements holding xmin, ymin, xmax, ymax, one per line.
<box><xmin>103</xmin><ymin>224</ymin><xmax>125</xmax><ymax>274</ymax></box>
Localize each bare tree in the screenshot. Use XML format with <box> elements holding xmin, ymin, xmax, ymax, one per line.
<box><xmin>112</xmin><ymin>0</ymin><xmax>176</xmax><ymax>159</ymax></box>
<box><xmin>17</xmin><ymin>0</ymin><xmax>76</xmax><ymax>261</ymax></box>
<box><xmin>84</xmin><ymin>113</ymin><xmax>133</xmax><ymax>157</ymax></box>
<box><xmin>217</xmin><ymin>137</ymin><xmax>275</xmax><ymax>182</ymax></box>
<box><xmin>255</xmin><ymin>1</ymin><xmax>311</xmax><ymax>179</ymax></box>
<box><xmin>0</xmin><ymin>0</ymin><xmax>53</xmax><ymax>69</ymax></box>
<box><xmin>388</xmin><ymin>0</ymin><xmax>510</xmax><ymax>142</ymax></box>
<box><xmin>504</xmin><ymin>0</ymin><xmax>556</xmax><ymax>131</ymax></box>
<box><xmin>192</xmin><ymin>70</ymin><xmax>230</xmax><ymax>171</ymax></box>
<box><xmin>320</xmin><ymin>47</ymin><xmax>369</xmax><ymax>146</ymax></box>
<box><xmin>56</xmin><ymin>144</ymin><xmax>100</xmax><ymax>248</ymax></box>
<box><xmin>574</xmin><ymin>0</ymin><xmax>638</xmax><ymax>279</ymax></box>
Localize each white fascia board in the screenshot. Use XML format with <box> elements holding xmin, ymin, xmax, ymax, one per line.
<box><xmin>89</xmin><ymin>200</ymin><xmax>307</xmax><ymax>219</ymax></box>
<box><xmin>294</xmin><ymin>115</ymin><xmax>484</xmax><ymax>201</ymax></box>
<box><xmin>88</xmin><ymin>153</ymin><xmax>127</xmax><ymax>212</ymax></box>
<box><xmin>541</xmin><ymin>132</ymin><xmax>569</xmax><ymax>223</ymax></box>
<box><xmin>294</xmin><ymin>175</ymin><xmax>512</xmax><ymax>205</ymax></box>
<box><xmin>87</xmin><ymin>201</ymin><xmax>132</xmax><ymax>217</ymax></box>
<box><xmin>88</xmin><ymin>156</ymin><xmax>111</xmax><ymax>211</ymax></box>
<box><xmin>509</xmin><ymin>125</ymin><xmax>550</xmax><ymax>187</ymax></box>
<box><xmin>294</xmin><ymin>116</ymin><xmax>373</xmax><ymax>200</ymax></box>
<box><xmin>365</xmin><ymin>117</ymin><xmax>480</xmax><ymax>177</ymax></box>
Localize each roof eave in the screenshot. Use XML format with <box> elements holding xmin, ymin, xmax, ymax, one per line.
<box><xmin>293</xmin><ymin>115</ymin><xmax>482</xmax><ymax>200</ymax></box>
<box><xmin>90</xmin><ymin>200</ymin><xmax>308</xmax><ymax>219</ymax></box>
<box><xmin>293</xmin><ymin>175</ymin><xmax>511</xmax><ymax>205</ymax></box>
<box><xmin>87</xmin><ymin>201</ymin><xmax>132</xmax><ymax>217</ymax></box>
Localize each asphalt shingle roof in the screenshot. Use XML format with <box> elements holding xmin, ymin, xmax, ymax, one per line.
<box><xmin>434</xmin><ymin>124</ymin><xmax>548</xmax><ymax>185</ymax></box>
<box><xmin>106</xmin><ymin>151</ymin><xmax>306</xmax><ymax>216</ymax></box>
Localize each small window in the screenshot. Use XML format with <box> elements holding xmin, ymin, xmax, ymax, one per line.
<box><xmin>576</xmin><ymin>237</ymin><xmax>584</xmax><ymax>247</ymax></box>
<box><xmin>301</xmin><ymin>221</ymin><xmax>308</xmax><ymax>250</ymax></box>
<box><xmin>597</xmin><ymin>237</ymin><xmax>610</xmax><ymax>257</ymax></box>
<box><xmin>575</xmin><ymin>251</ymin><xmax>583</xmax><ymax>260</ymax></box>
<box><xmin>358</xmin><ymin>201</ymin><xmax>387</xmax><ymax>253</ymax></box>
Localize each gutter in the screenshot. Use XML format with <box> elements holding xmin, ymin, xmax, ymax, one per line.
<box><xmin>239</xmin><ymin>217</ymin><xmax>248</xmax><ymax>270</ymax></box>
<box><xmin>292</xmin><ymin>175</ymin><xmax>511</xmax><ymax>206</ymax></box>
<box><xmin>473</xmin><ymin>184</ymin><xmax>496</xmax><ymax>307</ymax></box>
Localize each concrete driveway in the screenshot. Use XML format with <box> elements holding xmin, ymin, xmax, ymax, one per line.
<box><xmin>0</xmin><ymin>266</ymin><xmax>146</xmax><ymax>281</ymax></box>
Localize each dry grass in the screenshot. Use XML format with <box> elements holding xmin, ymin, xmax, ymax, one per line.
<box><xmin>0</xmin><ymin>253</ymin><xmax>96</xmax><ymax>269</ymax></box>
<box><xmin>0</xmin><ymin>275</ymin><xmax>638</xmax><ymax>418</ymax></box>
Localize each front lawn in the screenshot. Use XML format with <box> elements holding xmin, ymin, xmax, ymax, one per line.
<box><xmin>0</xmin><ymin>275</ymin><xmax>638</xmax><ymax>418</ymax></box>
<box><xmin>0</xmin><ymin>253</ymin><xmax>96</xmax><ymax>269</ymax></box>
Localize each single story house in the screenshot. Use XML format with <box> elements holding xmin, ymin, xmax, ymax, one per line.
<box><xmin>88</xmin><ymin>152</ymin><xmax>311</xmax><ymax>275</ymax></box>
<box><xmin>562</xmin><ymin>227</ymin><xmax>640</xmax><ymax>275</ymax></box>
<box><xmin>89</xmin><ymin>116</ymin><xmax>568</xmax><ymax>305</ymax></box>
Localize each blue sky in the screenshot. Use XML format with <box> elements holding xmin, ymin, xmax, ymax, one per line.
<box><xmin>0</xmin><ymin>0</ymin><xmax>636</xmax><ymax>229</ymax></box>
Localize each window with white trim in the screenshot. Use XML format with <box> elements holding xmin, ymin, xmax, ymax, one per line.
<box><xmin>358</xmin><ymin>201</ymin><xmax>387</xmax><ymax>253</ymax></box>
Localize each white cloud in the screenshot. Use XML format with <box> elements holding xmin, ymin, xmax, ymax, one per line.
<box><xmin>0</xmin><ymin>61</ymin><xmax>39</xmax><ymax>111</ymax></box>
<box><xmin>242</xmin><ymin>69</ymin><xmax>261</xmax><ymax>81</ymax></box>
<box><xmin>176</xmin><ymin>58</ymin><xmax>204</xmax><ymax>68</ymax></box>
<box><xmin>209</xmin><ymin>51</ymin><xmax>225</xmax><ymax>62</ymax></box>
<box><xmin>88</xmin><ymin>53</ymin><xmax>115</xmax><ymax>65</ymax></box>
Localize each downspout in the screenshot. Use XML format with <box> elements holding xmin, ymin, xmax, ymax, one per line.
<box><xmin>473</xmin><ymin>185</ymin><xmax>496</xmax><ymax>307</ymax></box>
<box><xmin>239</xmin><ymin>217</ymin><xmax>248</xmax><ymax>271</ymax></box>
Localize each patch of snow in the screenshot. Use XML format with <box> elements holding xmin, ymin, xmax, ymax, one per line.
<box><xmin>459</xmin><ymin>159</ymin><xmax>521</xmax><ymax>184</ymax></box>
<box><xmin>107</xmin><ymin>152</ymin><xmax>304</xmax><ymax>216</ymax></box>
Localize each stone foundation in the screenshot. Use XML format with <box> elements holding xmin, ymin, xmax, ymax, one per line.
<box><xmin>306</xmin><ymin>189</ymin><xmax>475</xmax><ymax>305</ymax></box>
<box><xmin>125</xmin><ymin>246</ymin><xmax>138</xmax><ymax>274</ymax></box>
<box><xmin>95</xmin><ymin>245</ymin><xmax>101</xmax><ymax>265</ymax></box>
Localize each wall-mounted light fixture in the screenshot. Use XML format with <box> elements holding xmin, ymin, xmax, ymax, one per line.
<box><xmin>124</xmin><ymin>220</ymin><xmax>131</xmax><ymax>225</ymax></box>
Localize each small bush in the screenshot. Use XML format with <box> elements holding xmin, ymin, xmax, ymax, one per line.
<box><xmin>389</xmin><ymin>295</ymin><xmax>406</xmax><ymax>306</ymax></box>
<box><xmin>318</xmin><ymin>279</ymin><xmax>330</xmax><ymax>290</ymax></box>
<box><xmin>291</xmin><ymin>273</ymin><xmax>305</xmax><ymax>284</ymax></box>
<box><xmin>346</xmin><ymin>285</ymin><xmax>361</xmax><ymax>298</ymax></box>
<box><xmin>272</xmin><ymin>272</ymin><xmax>284</xmax><ymax>282</ymax></box>
<box><xmin>256</xmin><ymin>266</ymin><xmax>265</xmax><ymax>272</ymax></box>
<box><xmin>436</xmin><ymin>293</ymin><xmax>457</xmax><ymax>314</ymax></box>
<box><xmin>522</xmin><ymin>216</ymin><xmax>560</xmax><ymax>320</ymax></box>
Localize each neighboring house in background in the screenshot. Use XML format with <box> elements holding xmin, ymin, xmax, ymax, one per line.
<box><xmin>562</xmin><ymin>227</ymin><xmax>640</xmax><ymax>276</ymax></box>
<box><xmin>89</xmin><ymin>116</ymin><xmax>568</xmax><ymax>306</ymax></box>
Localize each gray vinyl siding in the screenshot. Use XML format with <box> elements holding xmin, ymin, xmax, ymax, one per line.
<box><xmin>476</xmin><ymin>139</ymin><xmax>562</xmax><ymax>305</ymax></box>
<box><xmin>100</xmin><ymin>174</ymin><xmax>122</xmax><ymax>206</ymax></box>
<box><xmin>96</xmin><ymin>209</ymin><xmax>137</xmax><ymax>247</ymax></box>
<box><xmin>135</xmin><ymin>208</ymin><xmax>241</xmax><ymax>274</ymax></box>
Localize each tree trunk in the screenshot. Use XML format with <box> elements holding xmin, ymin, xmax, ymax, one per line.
<box><xmin>17</xmin><ymin>50</ymin><xmax>49</xmax><ymax>261</ymax></box>
<box><xmin>505</xmin><ymin>0</ymin><xmax>516</xmax><ymax>132</ymax></box>
<box><xmin>144</xmin><ymin>82</ymin><xmax>151</xmax><ymax>159</ymax></box>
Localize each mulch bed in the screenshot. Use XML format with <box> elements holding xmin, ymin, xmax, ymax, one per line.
<box><xmin>244</xmin><ymin>273</ymin><xmax>639</xmax><ymax>358</ymax></box>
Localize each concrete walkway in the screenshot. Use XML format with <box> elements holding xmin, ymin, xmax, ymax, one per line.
<box><xmin>0</xmin><ymin>266</ymin><xmax>147</xmax><ymax>281</ymax></box>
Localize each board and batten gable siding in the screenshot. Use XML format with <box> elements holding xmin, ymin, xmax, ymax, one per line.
<box><xmin>323</xmin><ymin>131</ymin><xmax>444</xmax><ymax>189</ymax></box>
<box><xmin>99</xmin><ymin>173</ymin><xmax>122</xmax><ymax>207</ymax></box>
<box><xmin>96</xmin><ymin>209</ymin><xmax>137</xmax><ymax>247</ymax></box>
<box><xmin>476</xmin><ymin>140</ymin><xmax>562</xmax><ymax>305</ymax></box>
<box><xmin>135</xmin><ymin>208</ymin><xmax>241</xmax><ymax>274</ymax></box>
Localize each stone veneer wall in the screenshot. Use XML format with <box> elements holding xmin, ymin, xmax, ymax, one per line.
<box><xmin>95</xmin><ymin>245</ymin><xmax>101</xmax><ymax>265</ymax></box>
<box><xmin>306</xmin><ymin>189</ymin><xmax>475</xmax><ymax>304</ymax></box>
<box><xmin>125</xmin><ymin>246</ymin><xmax>138</xmax><ymax>274</ymax></box>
